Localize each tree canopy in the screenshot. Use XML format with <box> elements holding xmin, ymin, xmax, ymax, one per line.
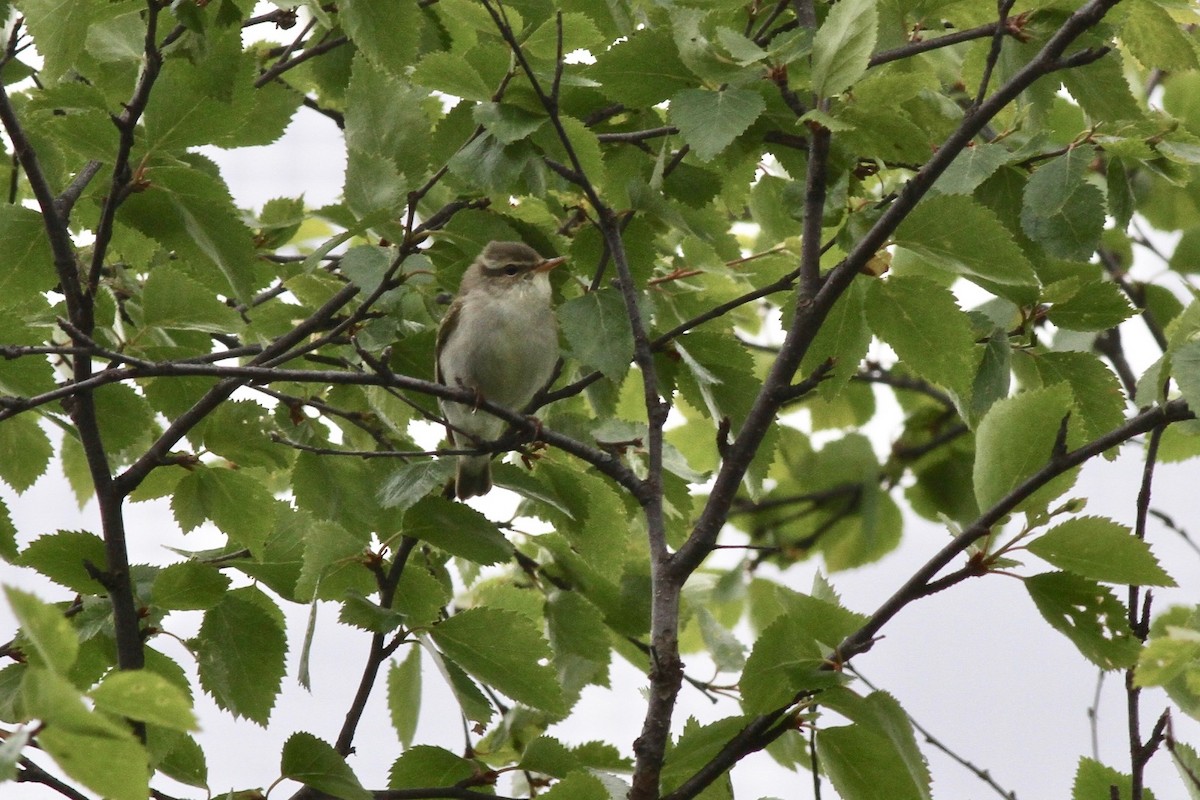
<box><xmin>1</xmin><ymin>0</ymin><xmax>1200</xmax><ymax>799</ymax></box>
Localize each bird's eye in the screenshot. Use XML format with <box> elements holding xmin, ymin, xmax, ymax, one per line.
<box><xmin>503</xmin><ymin>264</ymin><xmax>520</xmax><ymax>276</ymax></box>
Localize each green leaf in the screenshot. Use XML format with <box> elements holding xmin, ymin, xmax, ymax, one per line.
<box><xmin>524</xmin><ymin>13</ymin><xmax>604</xmax><ymax>60</ymax></box>
<box><xmin>19</xmin><ymin>0</ymin><xmax>97</xmax><ymax>83</ymax></box>
<box><xmin>340</xmin><ymin>0</ymin><xmax>422</xmax><ymax>75</ymax></box>
<box><xmin>403</xmin><ymin>496</ymin><xmax>513</xmax><ymax>565</ymax></box>
<box><xmin>560</xmin><ymin>287</ymin><xmax>634</xmax><ymax>382</ymax></box>
<box><xmin>296</xmin><ymin>520</ymin><xmax>374</xmax><ymax>602</ymax></box>
<box><xmin>817</xmin><ymin>690</ymin><xmax>933</xmax><ymax>800</ymax></box>
<box><xmin>1170</xmin><ymin>741</ymin><xmax>1200</xmax><ymax>800</ymax></box>
<box><xmin>281</xmin><ymin>732</ymin><xmax>371</xmax><ymax>800</ymax></box>
<box><xmin>540</xmin><ymin>770</ymin><xmax>610</xmax><ymax>800</ymax></box>
<box><xmin>590</xmin><ymin>27</ymin><xmax>692</xmax><ymax>107</ymax></box>
<box><xmin>142</xmin><ymin>267</ymin><xmax>243</xmax><ymax>333</ymax></box>
<box><xmin>1014</xmin><ymin>350</ymin><xmax>1126</xmax><ymax>445</ymax></box>
<box><xmin>811</xmin><ymin>0</ymin><xmax>878</xmax><ymax>98</ymax></box>
<box><xmin>93</xmin><ymin>383</ymin><xmax>156</xmax><ymax>454</ymax></box>
<box><xmin>38</xmin><ymin>725</ymin><xmax>149</xmax><ymax>800</ymax></box>
<box><xmin>1174</xmin><ymin>339</ymin><xmax>1200</xmax><ymax>416</ymax></box>
<box><xmin>741</xmin><ymin>591</ymin><xmax>864</xmax><ymax>713</ymax></box>
<box><xmin>1028</xmin><ymin>516</ymin><xmax>1175</xmax><ymax>586</ymax></box>
<box><xmin>378</xmin><ymin>460</ymin><xmax>455</xmax><ymax>513</ymax></box>
<box><xmin>119</xmin><ymin>164</ymin><xmax>260</xmax><ymax>303</ymax></box>
<box><xmin>16</xmin><ymin>530</ymin><xmax>108</xmax><ymax>594</ymax></box>
<box><xmin>151</xmin><ymin>561</ymin><xmax>232</xmax><ymax>610</ymax></box>
<box><xmin>388</xmin><ymin>745</ymin><xmax>475</xmax><ymax>789</ymax></box>
<box><xmin>147</xmin><ymin>727</ymin><xmax>208</xmax><ymax>789</ymax></box>
<box><xmin>1046</xmin><ymin>280</ymin><xmax>1136</xmax><ymax>331</ymax></box>
<box><xmin>0</xmin><ymin>727</ymin><xmax>29</xmax><ymax>782</ymax></box>
<box><xmin>0</xmin><ymin>415</ymin><xmax>52</xmax><ymax>493</ymax></box>
<box><xmin>0</xmin><ymin>205</ymin><xmax>56</xmax><ymax>304</ymax></box>
<box><xmin>194</xmin><ymin>591</ymin><xmax>286</xmax><ymax>724</ymax></box>
<box><xmin>387</xmin><ymin>647</ymin><xmax>422</xmax><ymax>747</ymax></box>
<box><xmin>934</xmin><ymin>143</ymin><xmax>1013</xmax><ymax>196</ymax></box>
<box><xmin>669</xmin><ymin>88</ymin><xmax>765</xmax><ymax>162</ymax></box>
<box><xmin>474</xmin><ymin>102</ymin><xmax>546</xmax><ymax>145</ymax></box>
<box><xmin>293</xmin><ymin>451</ymin><xmax>393</xmax><ymax>539</ymax></box>
<box><xmin>1122</xmin><ymin>0</ymin><xmax>1199</xmax><ymax>72</ymax></box>
<box><xmin>90</xmin><ymin>670</ymin><xmax>198</xmax><ymax>731</ymax></box>
<box><xmin>973</xmin><ymin>383</ymin><xmax>1075</xmax><ymax>513</ymax></box>
<box><xmin>1137</xmin><ymin>606</ymin><xmax>1200</xmax><ymax>719</ymax></box>
<box><xmin>1020</xmin><ymin>151</ymin><xmax>1106</xmax><ymax>260</ymax></box>
<box><xmin>1025</xmin><ymin>572</ymin><xmax>1141</xmax><ymax>670</ymax></box>
<box><xmin>430</xmin><ymin>607</ymin><xmax>566</xmax><ymax>714</ymax></box>
<box><xmin>411</xmin><ymin>51</ymin><xmax>492</xmax><ymax>102</ymax></box>
<box><xmin>894</xmin><ymin>195</ymin><xmax>1039</xmax><ymax>297</ymax></box>
<box><xmin>674</xmin><ymin>331</ymin><xmax>761</xmax><ymax>428</ymax></box>
<box><xmin>661</xmin><ymin>716</ymin><xmax>747</xmax><ymax>799</ymax></box>
<box><xmin>864</xmin><ymin>276</ymin><xmax>977</xmax><ymax>399</ymax></box>
<box><xmin>5</xmin><ymin>587</ymin><xmax>77</xmax><ymax>673</ymax></box>
<box><xmin>172</xmin><ymin>466</ymin><xmax>277</xmax><ymax>556</ymax></box>
<box><xmin>799</xmin><ymin>276</ymin><xmax>871</xmax><ymax>398</ymax></box>
<box><xmin>1072</xmin><ymin>757</ymin><xmax>1142</xmax><ymax>800</ymax></box>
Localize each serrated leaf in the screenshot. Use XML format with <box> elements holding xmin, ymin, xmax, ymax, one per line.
<box><xmin>171</xmin><ymin>467</ymin><xmax>277</xmax><ymax>556</ymax></box>
<box><xmin>38</xmin><ymin>725</ymin><xmax>149</xmax><ymax>800</ymax></box>
<box><xmin>16</xmin><ymin>530</ymin><xmax>107</xmax><ymax>594</ymax></box>
<box><xmin>151</xmin><ymin>561</ymin><xmax>231</xmax><ymax>610</ymax></box>
<box><xmin>340</xmin><ymin>0</ymin><xmax>422</xmax><ymax>75</ymax></box>
<box><xmin>474</xmin><ymin>102</ymin><xmax>546</xmax><ymax>145</ymax></box>
<box><xmin>973</xmin><ymin>383</ymin><xmax>1075</xmax><ymax>513</ymax></box>
<box><xmin>5</xmin><ymin>588</ymin><xmax>77</xmax><ymax>673</ymax></box>
<box><xmin>1029</xmin><ymin>516</ymin><xmax>1175</xmax><ymax>586</ymax></box>
<box><xmin>147</xmin><ymin>727</ymin><xmax>208</xmax><ymax>789</ymax></box>
<box><xmin>811</xmin><ymin>0</ymin><xmax>878</xmax><ymax>98</ymax></box>
<box><xmin>387</xmin><ymin>647</ymin><xmax>422</xmax><ymax>747</ymax></box>
<box><xmin>1015</xmin><ymin>350</ymin><xmax>1125</xmax><ymax>445</ymax></box>
<box><xmin>0</xmin><ymin>204</ymin><xmax>57</xmax><ymax>303</ymax></box>
<box><xmin>1021</xmin><ymin>151</ymin><xmax>1106</xmax><ymax>260</ymax></box>
<box><xmin>412</xmin><ymin>51</ymin><xmax>492</xmax><ymax>101</ymax></box>
<box><xmin>935</xmin><ymin>143</ymin><xmax>1013</xmax><ymax>195</ymax></box>
<box><xmin>0</xmin><ymin>415</ymin><xmax>53</xmax><ymax>493</ymax></box>
<box><xmin>296</xmin><ymin>520</ymin><xmax>374</xmax><ymax>602</ymax></box>
<box><xmin>865</xmin><ymin>276</ymin><xmax>977</xmax><ymax>398</ymax></box>
<box><xmin>90</xmin><ymin>670</ymin><xmax>197</xmax><ymax>731</ymax></box>
<box><xmin>1174</xmin><ymin>339</ymin><xmax>1200</xmax><ymax>415</ymax></box>
<box><xmin>119</xmin><ymin>164</ymin><xmax>259</xmax><ymax>302</ymax></box>
<box><xmin>194</xmin><ymin>591</ymin><xmax>286</xmax><ymax>724</ymax></box>
<box><xmin>1122</xmin><ymin>0</ymin><xmax>1199</xmax><ymax>72</ymax></box>
<box><xmin>402</xmin><ymin>496</ymin><xmax>512</xmax><ymax>565</ymax></box>
<box><xmin>799</xmin><ymin>277</ymin><xmax>871</xmax><ymax>398</ymax></box>
<box><xmin>817</xmin><ymin>690</ymin><xmax>933</xmax><ymax>800</ymax></box>
<box><xmin>19</xmin><ymin>0</ymin><xmax>97</xmax><ymax>83</ymax></box>
<box><xmin>740</xmin><ymin>613</ymin><xmax>847</xmax><ymax>714</ymax></box>
<box><xmin>1026</xmin><ymin>572</ymin><xmax>1141</xmax><ymax>670</ymax></box>
<box><xmin>894</xmin><ymin>195</ymin><xmax>1039</xmax><ymax>297</ymax></box>
<box><xmin>560</xmin><ymin>287</ymin><xmax>634</xmax><ymax>382</ymax></box>
<box><xmin>378</xmin><ymin>460</ymin><xmax>455</xmax><ymax>513</ymax></box>
<box><xmin>388</xmin><ymin>745</ymin><xmax>475</xmax><ymax>789</ymax></box>
<box><xmin>1072</xmin><ymin>757</ymin><xmax>1142</xmax><ymax>800</ymax></box>
<box><xmin>590</xmin><ymin>28</ymin><xmax>692</xmax><ymax>107</ymax></box>
<box><xmin>661</xmin><ymin>716</ymin><xmax>748</xmax><ymax>799</ymax></box>
<box><xmin>669</xmin><ymin>88</ymin><xmax>765</xmax><ymax>162</ymax></box>
<box><xmin>1046</xmin><ymin>279</ymin><xmax>1136</xmax><ymax>331</ymax></box>
<box><xmin>143</xmin><ymin>266</ymin><xmax>244</xmax><ymax>333</ymax></box>
<box><xmin>281</xmin><ymin>732</ymin><xmax>371</xmax><ymax>800</ymax></box>
<box><xmin>430</xmin><ymin>608</ymin><xmax>565</xmax><ymax>714</ymax></box>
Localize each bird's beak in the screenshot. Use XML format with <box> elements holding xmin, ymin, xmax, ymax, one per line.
<box><xmin>534</xmin><ymin>256</ymin><xmax>567</xmax><ymax>273</ymax></box>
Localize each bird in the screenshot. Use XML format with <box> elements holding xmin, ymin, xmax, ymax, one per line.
<box><xmin>435</xmin><ymin>240</ymin><xmax>566</xmax><ymax>499</ymax></box>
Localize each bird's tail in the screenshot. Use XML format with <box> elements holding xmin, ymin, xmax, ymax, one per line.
<box><xmin>455</xmin><ymin>455</ymin><xmax>492</xmax><ymax>499</ymax></box>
